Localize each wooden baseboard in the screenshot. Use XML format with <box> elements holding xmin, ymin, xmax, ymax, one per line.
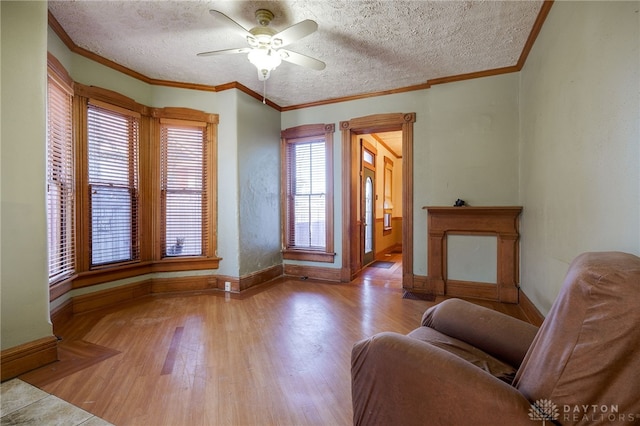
<box><xmin>214</xmin><ymin>275</ymin><xmax>240</xmax><ymax>292</ymax></box>
<box><xmin>152</xmin><ymin>275</ymin><xmax>217</xmax><ymax>293</ymax></box>
<box><xmin>412</xmin><ymin>275</ymin><xmax>545</xmax><ymax>325</ymax></box>
<box><xmin>214</xmin><ymin>265</ymin><xmax>283</xmax><ymax>292</ymax></box>
<box><xmin>283</xmin><ymin>264</ymin><xmax>342</xmax><ymax>282</ymax></box>
<box><xmin>51</xmin><ymin>299</ymin><xmax>74</xmax><ymax>337</ymax></box>
<box><xmin>1</xmin><ymin>336</ymin><xmax>58</xmax><ymax>382</ymax></box>
<box><xmin>239</xmin><ymin>264</ymin><xmax>283</xmax><ymax>291</ymax></box>
<box><xmin>518</xmin><ymin>289</ymin><xmax>545</xmax><ymax>326</ymax></box>
<box><xmin>51</xmin><ymin>266</ymin><xmax>287</xmax><ymax>331</ymax></box>
<box><xmin>445</xmin><ymin>279</ymin><xmax>500</xmax><ymax>302</ymax></box>
<box><xmin>73</xmin><ymin>280</ymin><xmax>153</xmax><ymax>314</ymax></box>
<box><xmin>410</xmin><ymin>274</ymin><xmax>437</xmax><ymax>293</ymax></box>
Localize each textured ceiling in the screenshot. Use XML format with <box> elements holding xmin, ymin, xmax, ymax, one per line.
<box><xmin>48</xmin><ymin>0</ymin><xmax>544</xmax><ymax>108</ymax></box>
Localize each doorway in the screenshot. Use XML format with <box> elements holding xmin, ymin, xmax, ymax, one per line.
<box><xmin>340</xmin><ymin>113</ymin><xmax>416</xmax><ymax>289</ymax></box>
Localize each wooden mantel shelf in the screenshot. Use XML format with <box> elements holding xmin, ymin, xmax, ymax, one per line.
<box><xmin>423</xmin><ymin>206</ymin><xmax>523</xmax><ymax>303</ymax></box>
<box><xmin>425</xmin><ymin>205</ymin><xmax>522</xmax><ymax>221</ymax></box>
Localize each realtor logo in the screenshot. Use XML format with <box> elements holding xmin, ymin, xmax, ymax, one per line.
<box><xmin>528</xmin><ymin>399</ymin><xmax>639</xmax><ymax>423</ymax></box>
<box><xmin>529</xmin><ymin>399</ymin><xmax>560</xmax><ymax>425</ymax></box>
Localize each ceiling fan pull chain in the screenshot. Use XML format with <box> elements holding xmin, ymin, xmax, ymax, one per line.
<box><xmin>263</xmin><ymin>78</ymin><xmax>266</xmax><ymax>104</ymax></box>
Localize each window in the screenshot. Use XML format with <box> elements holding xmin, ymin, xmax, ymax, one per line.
<box><xmin>363</xmin><ymin>149</ymin><xmax>374</xmax><ymax>165</ymax></box>
<box><xmin>87</xmin><ymin>101</ymin><xmax>140</xmax><ymax>266</ymax></box>
<box><xmin>291</xmin><ymin>141</ymin><xmax>325</xmax><ymax>248</ymax></box>
<box><xmin>281</xmin><ymin>124</ymin><xmax>335</xmax><ymax>262</ymax></box>
<box><xmin>47</xmin><ymin>62</ymin><xmax>75</xmax><ymax>284</ymax></box>
<box><xmin>160</xmin><ymin>121</ymin><xmax>207</xmax><ymax>257</ymax></box>
<box><xmin>153</xmin><ymin>107</ymin><xmax>219</xmax><ymax>267</ymax></box>
<box><xmin>383</xmin><ymin>156</ymin><xmax>394</xmax><ymax>232</ymax></box>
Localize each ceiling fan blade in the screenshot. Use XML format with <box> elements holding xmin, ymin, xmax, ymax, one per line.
<box><xmin>209</xmin><ymin>10</ymin><xmax>253</xmax><ymax>39</ymax></box>
<box><xmin>279</xmin><ymin>49</ymin><xmax>326</xmax><ymax>71</ymax></box>
<box><xmin>197</xmin><ymin>47</ymin><xmax>251</xmax><ymax>57</ymax></box>
<box><xmin>271</xmin><ymin>20</ymin><xmax>318</xmax><ymax>48</ymax></box>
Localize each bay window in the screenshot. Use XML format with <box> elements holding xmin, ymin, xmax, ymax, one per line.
<box><xmin>45</xmin><ymin>64</ymin><xmax>219</xmax><ymax>292</ymax></box>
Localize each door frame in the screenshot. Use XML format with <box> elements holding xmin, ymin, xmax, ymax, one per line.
<box><xmin>340</xmin><ymin>113</ymin><xmax>416</xmax><ymax>288</ymax></box>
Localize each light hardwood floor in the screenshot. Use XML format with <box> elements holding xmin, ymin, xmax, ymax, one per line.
<box><xmin>18</xmin><ymin>255</ymin><xmax>530</xmax><ymax>426</ymax></box>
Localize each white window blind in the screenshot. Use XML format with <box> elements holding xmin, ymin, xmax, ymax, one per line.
<box><xmin>47</xmin><ymin>75</ymin><xmax>75</xmax><ymax>284</ymax></box>
<box><xmin>87</xmin><ymin>102</ymin><xmax>140</xmax><ymax>266</ymax></box>
<box><xmin>160</xmin><ymin>123</ymin><xmax>206</xmax><ymax>257</ymax></box>
<box><xmin>285</xmin><ymin>139</ymin><xmax>326</xmax><ymax>249</ymax></box>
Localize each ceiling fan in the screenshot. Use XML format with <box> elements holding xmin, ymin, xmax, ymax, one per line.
<box><xmin>198</xmin><ymin>9</ymin><xmax>326</xmax><ymax>82</ymax></box>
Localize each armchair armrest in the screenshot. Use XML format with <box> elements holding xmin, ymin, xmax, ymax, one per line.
<box><xmin>421</xmin><ymin>298</ymin><xmax>539</xmax><ymax>368</ymax></box>
<box><xmin>351</xmin><ymin>332</ymin><xmax>533</xmax><ymax>426</ymax></box>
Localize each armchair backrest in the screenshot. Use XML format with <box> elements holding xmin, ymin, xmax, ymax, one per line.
<box><xmin>513</xmin><ymin>252</ymin><xmax>640</xmax><ymax>421</ymax></box>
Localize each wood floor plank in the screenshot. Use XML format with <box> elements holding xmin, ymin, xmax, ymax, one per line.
<box><xmin>160</xmin><ymin>327</ymin><xmax>184</xmax><ymax>376</ymax></box>
<box><xmin>20</xmin><ymin>257</ymin><xmax>534</xmax><ymax>425</ymax></box>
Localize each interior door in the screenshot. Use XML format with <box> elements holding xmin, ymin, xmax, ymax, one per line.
<box><xmin>362</xmin><ymin>167</ymin><xmax>375</xmax><ymax>266</ymax></box>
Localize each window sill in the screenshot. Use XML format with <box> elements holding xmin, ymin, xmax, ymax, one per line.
<box><xmin>152</xmin><ymin>256</ymin><xmax>222</xmax><ymax>272</ymax></box>
<box><xmin>283</xmin><ymin>249</ymin><xmax>336</xmax><ymax>263</ymax></box>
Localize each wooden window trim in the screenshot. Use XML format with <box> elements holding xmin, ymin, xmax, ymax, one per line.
<box><xmin>282</xmin><ymin>249</ymin><xmax>336</xmax><ymax>263</ymax></box>
<box><xmin>75</xmin><ymin>83</ymin><xmax>149</xmax><ymax>116</ymax></box>
<box><xmin>153</xmin><ymin>108</ymin><xmax>219</xmax><ymax>269</ymax></box>
<box><xmin>363</xmin><ymin>147</ymin><xmax>376</xmax><ymax>172</ymax></box>
<box><xmin>281</xmin><ymin>123</ymin><xmax>336</xmax><ymax>262</ymax></box>
<box><xmin>47</xmin><ymin>52</ymin><xmax>74</xmax><ymax>92</ymax></box>
<box><xmin>74</xmin><ymin>83</ymin><xmax>148</xmax><ymax>277</ymax></box>
<box><xmin>86</xmin><ymin>100</ymin><xmax>141</xmax><ymax>268</ymax></box>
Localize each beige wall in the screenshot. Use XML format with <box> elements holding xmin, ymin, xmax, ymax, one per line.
<box><xmin>237</xmin><ymin>92</ymin><xmax>282</xmax><ymax>276</ymax></box>
<box><xmin>1</xmin><ymin>1</ymin><xmax>53</xmax><ymax>350</ymax></box>
<box><xmin>519</xmin><ymin>1</ymin><xmax>640</xmax><ymax>314</ymax></box>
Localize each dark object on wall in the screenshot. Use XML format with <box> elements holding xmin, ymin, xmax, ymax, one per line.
<box><xmin>454</xmin><ymin>199</ymin><xmax>466</xmax><ymax>207</ymax></box>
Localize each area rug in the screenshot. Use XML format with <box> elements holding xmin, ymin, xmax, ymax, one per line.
<box><xmin>402</xmin><ymin>291</ymin><xmax>436</xmax><ymax>301</ymax></box>
<box><xmin>369</xmin><ymin>261</ymin><xmax>395</xmax><ymax>269</ymax></box>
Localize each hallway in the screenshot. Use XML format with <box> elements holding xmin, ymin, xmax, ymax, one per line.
<box><xmin>355</xmin><ymin>251</ymin><xmax>403</xmax><ymax>289</ymax></box>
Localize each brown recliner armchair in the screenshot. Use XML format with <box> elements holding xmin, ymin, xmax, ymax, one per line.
<box><xmin>351</xmin><ymin>252</ymin><xmax>640</xmax><ymax>425</ymax></box>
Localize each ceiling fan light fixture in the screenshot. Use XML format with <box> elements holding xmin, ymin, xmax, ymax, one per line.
<box><xmin>246</xmin><ymin>35</ymin><xmax>258</xmax><ymax>47</ymax></box>
<box><xmin>247</xmin><ymin>47</ymin><xmax>282</xmax><ymax>81</ymax></box>
<box><xmin>200</xmin><ymin>9</ymin><xmax>324</xmax><ymax>84</ymax></box>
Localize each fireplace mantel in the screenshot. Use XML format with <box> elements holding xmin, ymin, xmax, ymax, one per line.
<box><xmin>424</xmin><ymin>206</ymin><xmax>522</xmax><ymax>303</ymax></box>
